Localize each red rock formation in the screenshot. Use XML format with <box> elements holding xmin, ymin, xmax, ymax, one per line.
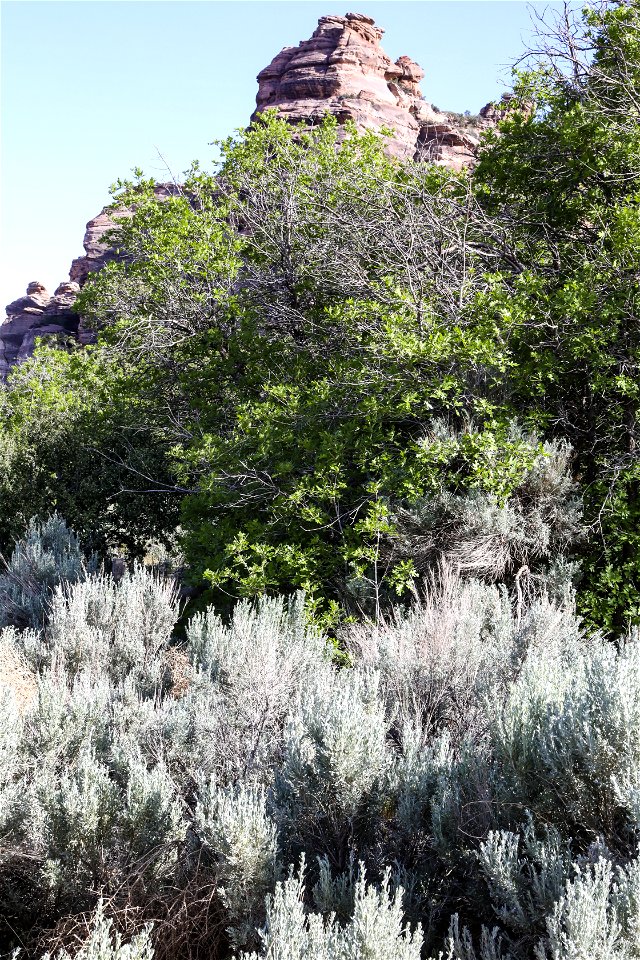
<box><xmin>69</xmin><ymin>183</ymin><xmax>180</xmax><ymax>285</ymax></box>
<box><xmin>253</xmin><ymin>11</ymin><xmax>496</xmax><ymax>169</ymax></box>
<box><xmin>0</xmin><ymin>281</ymin><xmax>82</xmax><ymax>378</ymax></box>
<box><xmin>254</xmin><ymin>13</ymin><xmax>422</xmax><ymax>159</ymax></box>
<box><xmin>0</xmin><ymin>203</ymin><xmax>119</xmax><ymax>376</ymax></box>
<box><xmin>1</xmin><ymin>210</ymin><xmax>116</xmax><ymax>376</ymax></box>
<box><xmin>69</xmin><ymin>210</ymin><xmax>120</xmax><ymax>286</ymax></box>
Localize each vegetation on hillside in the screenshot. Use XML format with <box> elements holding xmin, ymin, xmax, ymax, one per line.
<box><xmin>0</xmin><ymin>2</ymin><xmax>639</xmax><ymax>957</ymax></box>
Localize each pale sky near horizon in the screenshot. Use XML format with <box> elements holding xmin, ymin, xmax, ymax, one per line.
<box><xmin>1</xmin><ymin>1</ymin><xmax>565</xmax><ymax>312</ymax></box>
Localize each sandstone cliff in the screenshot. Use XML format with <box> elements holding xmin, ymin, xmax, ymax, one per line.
<box><xmin>2</xmin><ymin>11</ymin><xmax>505</xmax><ymax>377</ymax></box>
<box><xmin>253</xmin><ymin>12</ymin><xmax>498</xmax><ymax>169</ymax></box>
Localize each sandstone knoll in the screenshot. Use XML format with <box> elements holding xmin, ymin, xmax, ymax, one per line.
<box><xmin>1</xmin><ymin>208</ymin><xmax>115</xmax><ymax>377</ymax></box>
<box><xmin>2</xmin><ymin>11</ymin><xmax>505</xmax><ymax>376</ymax></box>
<box><xmin>254</xmin><ymin>12</ymin><xmax>499</xmax><ymax>168</ymax></box>
<box><xmin>1</xmin><ymin>210</ymin><xmax>115</xmax><ymax>377</ymax></box>
<box><xmin>2</xmin><ymin>185</ymin><xmax>179</xmax><ymax>376</ymax></box>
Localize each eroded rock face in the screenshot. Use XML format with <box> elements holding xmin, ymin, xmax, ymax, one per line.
<box><xmin>253</xmin><ymin>11</ymin><xmax>497</xmax><ymax>169</ymax></box>
<box><xmin>69</xmin><ymin>183</ymin><xmax>180</xmax><ymax>286</ymax></box>
<box><xmin>69</xmin><ymin>210</ymin><xmax>120</xmax><ymax>286</ymax></box>
<box><xmin>1</xmin><ymin>281</ymin><xmax>82</xmax><ymax>378</ymax></box>
<box><xmin>254</xmin><ymin>13</ymin><xmax>423</xmax><ymax>158</ymax></box>
<box><xmin>1</xmin><ymin>206</ymin><xmax>117</xmax><ymax>377</ymax></box>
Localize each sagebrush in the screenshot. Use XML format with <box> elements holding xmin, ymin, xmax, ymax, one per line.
<box><xmin>2</xmin><ymin>518</ymin><xmax>640</xmax><ymax>960</ymax></box>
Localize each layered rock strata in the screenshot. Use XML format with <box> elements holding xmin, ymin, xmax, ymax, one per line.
<box><xmin>69</xmin><ymin>183</ymin><xmax>180</xmax><ymax>285</ymax></box>
<box><xmin>1</xmin><ymin>281</ymin><xmax>83</xmax><ymax>379</ymax></box>
<box><xmin>253</xmin><ymin>12</ymin><xmax>498</xmax><ymax>169</ymax></box>
<box><xmin>2</xmin><ymin>185</ymin><xmax>179</xmax><ymax>377</ymax></box>
<box><xmin>0</xmin><ymin>204</ymin><xmax>118</xmax><ymax>378</ymax></box>
<box><xmin>69</xmin><ymin>209</ymin><xmax>121</xmax><ymax>286</ymax></box>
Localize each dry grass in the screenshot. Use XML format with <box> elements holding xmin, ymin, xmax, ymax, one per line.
<box><xmin>163</xmin><ymin>647</ymin><xmax>192</xmax><ymax>699</ymax></box>
<box><xmin>30</xmin><ymin>865</ymin><xmax>228</xmax><ymax>960</ymax></box>
<box><xmin>343</xmin><ymin>564</ymin><xmax>513</xmax><ymax>741</ymax></box>
<box><xmin>0</xmin><ymin>638</ymin><xmax>37</xmax><ymax>713</ymax></box>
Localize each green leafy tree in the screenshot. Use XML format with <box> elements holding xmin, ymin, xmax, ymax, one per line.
<box><xmin>13</xmin><ymin>0</ymin><xmax>639</xmax><ymax>627</ymax></box>
<box><xmin>0</xmin><ymin>344</ymin><xmax>179</xmax><ymax>560</ymax></box>
<box><xmin>80</xmin><ymin>115</ymin><xmax>543</xmax><ymax>619</ymax></box>
<box><xmin>474</xmin><ymin>0</ymin><xmax>640</xmax><ymax>631</ymax></box>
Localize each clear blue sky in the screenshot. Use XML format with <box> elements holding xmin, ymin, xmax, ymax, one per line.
<box><xmin>2</xmin><ymin>1</ymin><xmax>562</xmax><ymax>311</ymax></box>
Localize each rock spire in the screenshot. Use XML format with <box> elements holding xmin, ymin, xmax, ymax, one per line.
<box><xmin>253</xmin><ymin>11</ymin><xmax>495</xmax><ymax>168</ymax></box>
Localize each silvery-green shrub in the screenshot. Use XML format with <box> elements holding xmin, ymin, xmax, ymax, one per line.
<box><xmin>45</xmin><ymin>565</ymin><xmax>179</xmax><ymax>687</ymax></box>
<box><xmin>465</xmin><ymin>852</ymin><xmax>638</xmax><ymax>960</ymax></box>
<box><xmin>275</xmin><ymin>669</ymin><xmax>388</xmax><ymax>867</ymax></box>
<box><xmin>475</xmin><ymin>824</ymin><xmax>571</xmax><ymax>948</ymax></box>
<box><xmin>30</xmin><ymin>742</ymin><xmax>184</xmax><ymax>908</ymax></box>
<box><xmin>243</xmin><ymin>863</ymin><xmax>423</xmax><ymax>960</ymax></box>
<box><xmin>438</xmin><ymin>915</ymin><xmax>507</xmax><ymax>960</ymax></box>
<box><xmin>2</xmin><ymin>556</ymin><xmax>640</xmax><ymax>960</ymax></box>
<box><xmin>389</xmin><ymin>434</ymin><xmax>582</xmax><ymax>584</ymax></box>
<box><xmin>492</xmin><ymin>630</ymin><xmax>640</xmax><ymax>840</ymax></box>
<box><xmin>312</xmin><ymin>854</ymin><xmax>358</xmax><ymax>921</ymax></box>
<box><xmin>195</xmin><ymin>779</ymin><xmax>279</xmax><ymax>948</ymax></box>
<box><xmin>34</xmin><ymin>743</ymin><xmax>122</xmax><ymax>902</ymax></box>
<box><xmin>186</xmin><ymin>592</ymin><xmax>324</xmax><ymax>680</ymax></box>
<box><xmin>345</xmin><ymin>568</ymin><xmax>515</xmax><ymax>741</ymax></box>
<box><xmin>113</xmin><ymin>749</ymin><xmax>184</xmax><ymax>878</ymax></box>
<box><xmin>185</xmin><ymin>593</ymin><xmax>330</xmax><ymax>783</ymax></box>
<box><xmin>541</xmin><ymin>859</ymin><xmax>622</xmax><ymax>960</ymax></box>
<box><xmin>388</xmin><ymin>725</ymin><xmax>457</xmax><ymax>856</ymax></box>
<box><xmin>0</xmin><ymin>514</ymin><xmax>95</xmax><ymax>631</ymax></box>
<box><xmin>25</xmin><ymin>672</ymin><xmax>118</xmax><ymax>768</ymax></box>
<box><xmin>0</xmin><ymin>688</ymin><xmax>27</xmax><ymax>854</ymax></box>
<box><xmin>610</xmin><ymin>856</ymin><xmax>640</xmax><ymax>952</ymax></box>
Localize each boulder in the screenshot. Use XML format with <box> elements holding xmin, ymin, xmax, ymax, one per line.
<box><xmin>1</xmin><ymin>280</ymin><xmax>81</xmax><ymax>378</ymax></box>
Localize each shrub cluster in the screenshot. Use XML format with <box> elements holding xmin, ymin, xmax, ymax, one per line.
<box><xmin>1</xmin><ymin>518</ymin><xmax>640</xmax><ymax>960</ymax></box>
<box><xmin>387</xmin><ymin>431</ymin><xmax>582</xmax><ymax>589</ymax></box>
<box><xmin>0</xmin><ymin>514</ymin><xmax>96</xmax><ymax>630</ymax></box>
